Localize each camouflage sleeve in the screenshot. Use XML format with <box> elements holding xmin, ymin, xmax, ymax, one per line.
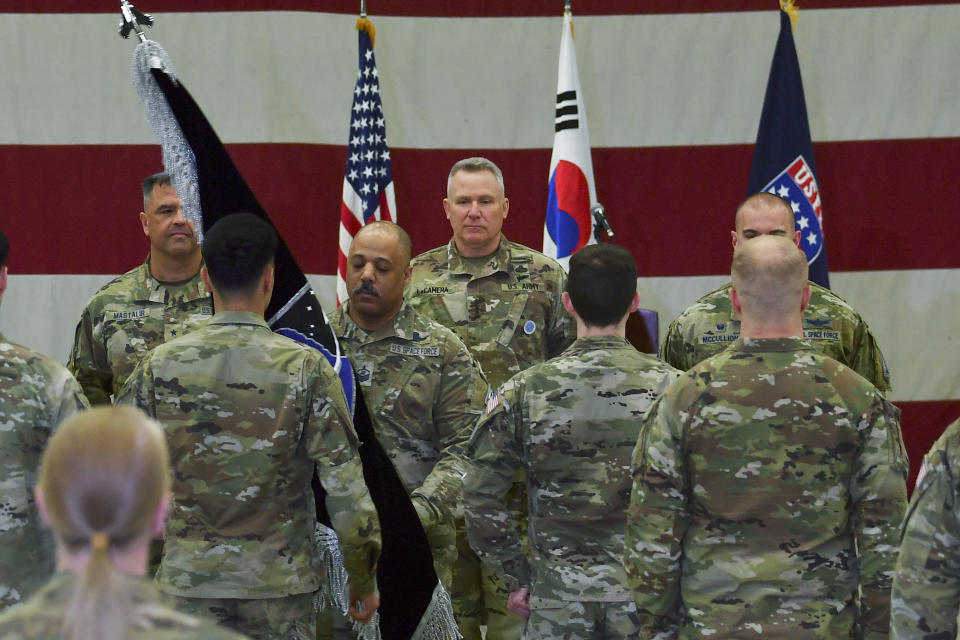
<box><xmin>412</xmin><ymin>335</ymin><xmax>488</xmax><ymax>513</ymax></box>
<box><xmin>891</xmin><ymin>427</ymin><xmax>960</xmax><ymax>639</ymax></box>
<box><xmin>848</xmin><ymin>318</ymin><xmax>892</xmax><ymax>393</ymax></box>
<box><xmin>67</xmin><ymin>309</ymin><xmax>113</xmax><ymax>405</ymax></box>
<box><xmin>624</xmin><ymin>393</ymin><xmax>686</xmax><ymax>637</ymax></box>
<box><xmin>308</xmin><ymin>363</ymin><xmax>381</xmax><ymax>595</ymax></box>
<box><xmin>463</xmin><ymin>380</ymin><xmax>529</xmax><ymax>591</ymax></box>
<box><xmin>546</xmin><ymin>269</ymin><xmax>574</xmax><ymax>358</ymax></box>
<box><xmin>114</xmin><ymin>357</ymin><xmax>156</xmax><ymax>417</ymax></box>
<box><xmin>851</xmin><ymin>395</ymin><xmax>908</xmax><ymax>637</ymax></box>
<box><xmin>46</xmin><ymin>366</ymin><xmax>90</xmax><ymax>427</ymax></box>
<box><xmin>659</xmin><ymin>317</ymin><xmax>692</xmax><ymax>372</ymax></box>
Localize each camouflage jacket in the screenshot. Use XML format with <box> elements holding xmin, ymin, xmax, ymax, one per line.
<box><xmin>464</xmin><ymin>335</ymin><xmax>680</xmax><ymax>602</ymax></box>
<box><xmin>330</xmin><ymin>302</ymin><xmax>487</xmax><ymax>512</ymax></box>
<box><xmin>0</xmin><ymin>333</ymin><xmax>89</xmax><ymax>612</ymax></box>
<box><xmin>660</xmin><ymin>281</ymin><xmax>891</xmax><ymax>391</ymax></box>
<box><xmin>406</xmin><ymin>234</ymin><xmax>573</xmax><ymax>388</ymax></box>
<box><xmin>891</xmin><ymin>416</ymin><xmax>960</xmax><ymax>639</ymax></box>
<box><xmin>68</xmin><ymin>257</ymin><xmax>213</xmax><ymax>405</ymax></box>
<box><xmin>626</xmin><ymin>337</ymin><xmax>907</xmax><ymax>639</ymax></box>
<box><xmin>0</xmin><ymin>571</ymin><xmax>249</xmax><ymax>639</ymax></box>
<box><xmin>117</xmin><ymin>311</ymin><xmax>380</xmax><ymax>598</ymax></box>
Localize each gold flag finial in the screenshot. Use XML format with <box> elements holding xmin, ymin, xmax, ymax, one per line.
<box><xmin>356</xmin><ymin>16</ymin><xmax>376</xmax><ymax>47</ymax></box>
<box><xmin>781</xmin><ymin>0</ymin><xmax>799</xmax><ymax>32</ymax></box>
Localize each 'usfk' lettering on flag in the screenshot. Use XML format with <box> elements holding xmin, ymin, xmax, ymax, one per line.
<box><xmin>543</xmin><ymin>8</ymin><xmax>597</xmax><ymax>270</ymax></box>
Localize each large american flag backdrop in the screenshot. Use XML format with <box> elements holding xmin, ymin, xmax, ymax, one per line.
<box><xmin>1</xmin><ymin>0</ymin><xmax>957</xmax><ymax>486</ymax></box>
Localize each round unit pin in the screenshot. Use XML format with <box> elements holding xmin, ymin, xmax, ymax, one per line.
<box><xmin>523</xmin><ymin>320</ymin><xmax>536</xmax><ymax>335</ymax></box>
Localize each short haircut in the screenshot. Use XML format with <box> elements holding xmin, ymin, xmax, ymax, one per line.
<box><xmin>354</xmin><ymin>220</ymin><xmax>412</xmax><ymax>265</ymax></box>
<box><xmin>734</xmin><ymin>191</ymin><xmax>795</xmax><ymax>231</ymax></box>
<box><xmin>567</xmin><ymin>244</ymin><xmax>638</xmax><ymax>327</ymax></box>
<box><xmin>447</xmin><ymin>157</ymin><xmax>505</xmax><ymax>196</ymax></box>
<box><xmin>0</xmin><ymin>229</ymin><xmax>8</xmax><ymax>268</ymax></box>
<box><xmin>202</xmin><ymin>213</ymin><xmax>278</xmax><ymax>295</ymax></box>
<box><xmin>141</xmin><ymin>172</ymin><xmax>172</xmax><ymax>205</ymax></box>
<box><xmin>731</xmin><ymin>235</ymin><xmax>808</xmax><ymax>321</ymax></box>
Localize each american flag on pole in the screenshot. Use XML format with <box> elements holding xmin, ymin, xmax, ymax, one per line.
<box><xmin>543</xmin><ymin>6</ymin><xmax>597</xmax><ymax>270</ymax></box>
<box><xmin>337</xmin><ymin>17</ymin><xmax>396</xmax><ymax>304</ymax></box>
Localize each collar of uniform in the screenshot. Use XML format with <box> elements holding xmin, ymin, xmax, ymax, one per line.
<box><xmin>335</xmin><ymin>301</ymin><xmax>420</xmax><ymax>344</ymax></box>
<box><xmin>732</xmin><ymin>336</ymin><xmax>815</xmax><ymax>352</ymax></box>
<box><xmin>138</xmin><ymin>255</ymin><xmax>209</xmax><ymax>304</ymax></box>
<box><xmin>208</xmin><ymin>310</ymin><xmax>270</xmax><ymax>329</ymax></box>
<box><xmin>567</xmin><ymin>334</ymin><xmax>633</xmax><ymax>352</ymax></box>
<box><xmin>446</xmin><ymin>233</ymin><xmax>512</xmax><ymax>280</ymax></box>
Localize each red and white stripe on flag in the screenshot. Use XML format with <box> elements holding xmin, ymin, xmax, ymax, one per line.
<box><xmin>337</xmin><ymin>19</ymin><xmax>397</xmax><ymax>305</ymax></box>
<box><xmin>543</xmin><ymin>9</ymin><xmax>598</xmax><ymax>271</ymax></box>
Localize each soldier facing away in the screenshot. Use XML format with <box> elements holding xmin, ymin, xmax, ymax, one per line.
<box><xmin>626</xmin><ymin>235</ymin><xmax>907</xmax><ymax>638</ymax></box>
<box><xmin>0</xmin><ymin>406</ymin><xmax>249</xmax><ymax>640</ymax></box>
<box><xmin>660</xmin><ymin>191</ymin><xmax>890</xmax><ymax>391</ymax></box>
<box><xmin>464</xmin><ymin>244</ymin><xmax>680</xmax><ymax>640</ymax></box>
<box><xmin>0</xmin><ymin>228</ymin><xmax>90</xmax><ymax>612</ymax></box>
<box><xmin>891</xmin><ymin>415</ymin><xmax>960</xmax><ymax>639</ymax></box>
<box><xmin>68</xmin><ymin>172</ymin><xmax>213</xmax><ymax>404</ymax></box>
<box><xmin>118</xmin><ymin>213</ymin><xmax>380</xmax><ymax>639</ymax></box>
<box><xmin>331</xmin><ymin>220</ymin><xmax>487</xmax><ymax>591</ymax></box>
<box><xmin>406</xmin><ymin>157</ymin><xmax>574</xmax><ymax>640</ymax></box>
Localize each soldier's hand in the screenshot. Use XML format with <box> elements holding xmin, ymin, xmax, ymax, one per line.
<box><xmin>348</xmin><ymin>589</ymin><xmax>379</xmax><ymax>625</ymax></box>
<box><xmin>507</xmin><ymin>587</ymin><xmax>531</xmax><ymax>618</ymax></box>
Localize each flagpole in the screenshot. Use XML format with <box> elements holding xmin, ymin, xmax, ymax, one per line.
<box><xmin>360</xmin><ymin>0</ymin><xmax>367</xmax><ymax>18</ymax></box>
<box><xmin>564</xmin><ymin>0</ymin><xmax>571</xmax><ymax>13</ymax></box>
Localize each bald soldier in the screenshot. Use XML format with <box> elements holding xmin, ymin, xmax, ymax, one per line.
<box><xmin>69</xmin><ymin>172</ymin><xmax>212</xmax><ymax>404</ymax></box>
<box><xmin>331</xmin><ymin>221</ymin><xmax>488</xmax><ymax>589</ymax></box>
<box><xmin>660</xmin><ymin>192</ymin><xmax>890</xmax><ymax>391</ymax></box>
<box><xmin>627</xmin><ymin>235</ymin><xmax>907</xmax><ymax>638</ymax></box>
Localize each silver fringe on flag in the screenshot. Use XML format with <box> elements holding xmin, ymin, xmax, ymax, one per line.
<box><xmin>131</xmin><ymin>40</ymin><xmax>205</xmax><ymax>244</ymax></box>
<box><xmin>314</xmin><ymin>523</ymin><xmax>461</xmax><ymax>640</ymax></box>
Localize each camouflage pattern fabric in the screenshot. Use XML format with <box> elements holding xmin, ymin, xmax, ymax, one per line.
<box><xmin>0</xmin><ymin>333</ymin><xmax>89</xmax><ymax>612</ymax></box>
<box><xmin>406</xmin><ymin>234</ymin><xmax>573</xmax><ymax>389</ymax></box>
<box><xmin>117</xmin><ymin>311</ymin><xmax>380</xmax><ymax>600</ymax></box>
<box><xmin>330</xmin><ymin>302</ymin><xmax>488</xmax><ymax>588</ymax></box>
<box><xmin>660</xmin><ymin>281</ymin><xmax>891</xmax><ymax>391</ymax></box>
<box><xmin>0</xmin><ymin>572</ymin><xmax>250</xmax><ymax>640</ymax></box>
<box><xmin>523</xmin><ymin>600</ymin><xmax>641</xmax><ymax>640</ymax></box>
<box><xmin>408</xmin><ymin>234</ymin><xmax>572</xmax><ymax>639</ymax></box>
<box><xmin>172</xmin><ymin>592</ymin><xmax>314</xmax><ymax>640</ymax></box>
<box><xmin>626</xmin><ymin>337</ymin><xmax>907</xmax><ymax>639</ymax></box>
<box><xmin>68</xmin><ymin>258</ymin><xmax>213</xmax><ymax>404</ymax></box>
<box><xmin>465</xmin><ymin>335</ymin><xmax>680</xmax><ymax>604</ymax></box>
<box><xmin>891</xmin><ymin>416</ymin><xmax>960</xmax><ymax>639</ymax></box>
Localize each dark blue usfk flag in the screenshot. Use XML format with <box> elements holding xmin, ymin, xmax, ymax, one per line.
<box><xmin>128</xmin><ymin>36</ymin><xmax>446</xmax><ymax>640</ymax></box>
<box><xmin>747</xmin><ymin>5</ymin><xmax>830</xmax><ymax>288</ymax></box>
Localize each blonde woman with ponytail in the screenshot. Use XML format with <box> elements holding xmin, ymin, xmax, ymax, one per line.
<box><xmin>0</xmin><ymin>406</ymin><xmax>248</xmax><ymax>640</ymax></box>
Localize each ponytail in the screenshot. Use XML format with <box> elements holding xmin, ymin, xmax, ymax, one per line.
<box><xmin>38</xmin><ymin>406</ymin><xmax>170</xmax><ymax>640</ymax></box>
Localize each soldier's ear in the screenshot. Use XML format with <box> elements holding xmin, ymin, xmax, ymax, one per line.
<box><xmin>402</xmin><ymin>264</ymin><xmax>412</xmax><ymax>288</ymax></box>
<box><xmin>200</xmin><ymin>267</ymin><xmax>213</xmax><ymax>292</ymax></box>
<box><xmin>442</xmin><ymin>198</ymin><xmax>452</xmax><ymax>220</ymax></box>
<box><xmin>730</xmin><ymin>287</ymin><xmax>742</xmax><ymax>315</ymax></box>
<box><xmin>0</xmin><ymin>265</ymin><xmax>7</xmax><ymax>297</ymax></box>
<box><xmin>151</xmin><ymin>492</ymin><xmax>170</xmax><ymax>539</ymax></box>
<box><xmin>140</xmin><ymin>211</ymin><xmax>150</xmax><ymax>237</ymax></box>
<box><xmin>562</xmin><ymin>291</ymin><xmax>575</xmax><ymax>315</ymax></box>
<box><xmin>628</xmin><ymin>291</ymin><xmax>640</xmax><ymax>313</ymax></box>
<box><xmin>800</xmin><ymin>284</ymin><xmax>812</xmax><ymax>313</ymax></box>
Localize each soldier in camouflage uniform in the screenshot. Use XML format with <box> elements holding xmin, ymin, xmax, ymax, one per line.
<box><xmin>464</xmin><ymin>244</ymin><xmax>680</xmax><ymax>640</ymax></box>
<box><xmin>627</xmin><ymin>236</ymin><xmax>907</xmax><ymax>639</ymax></box>
<box><xmin>68</xmin><ymin>172</ymin><xmax>212</xmax><ymax>404</ymax></box>
<box><xmin>660</xmin><ymin>192</ymin><xmax>890</xmax><ymax>391</ymax></box>
<box><xmin>117</xmin><ymin>214</ymin><xmax>380</xmax><ymax>639</ymax></box>
<box><xmin>0</xmin><ymin>229</ymin><xmax>89</xmax><ymax>612</ymax></box>
<box><xmin>891</xmin><ymin>415</ymin><xmax>960</xmax><ymax>639</ymax></box>
<box><xmin>331</xmin><ymin>221</ymin><xmax>487</xmax><ymax>590</ymax></box>
<box><xmin>406</xmin><ymin>157</ymin><xmax>573</xmax><ymax>640</ymax></box>
<box><xmin>0</xmin><ymin>406</ymin><xmax>249</xmax><ymax>640</ymax></box>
